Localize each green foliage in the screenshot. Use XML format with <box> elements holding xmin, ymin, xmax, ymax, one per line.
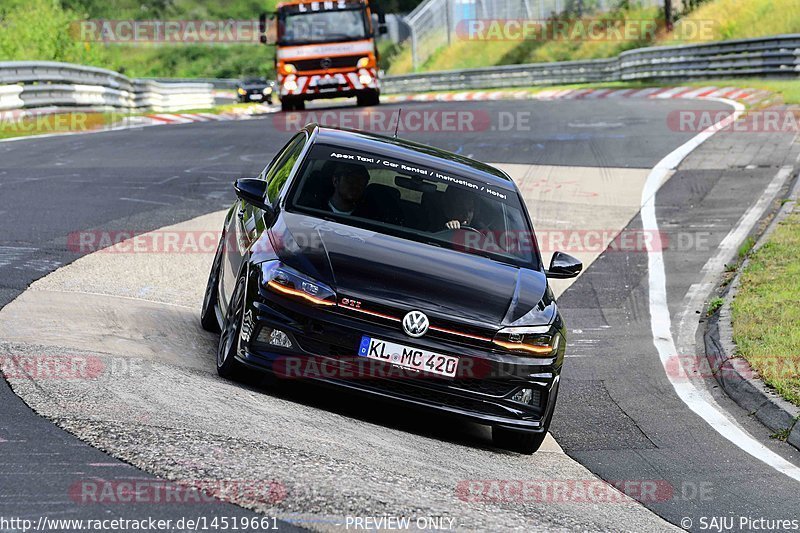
<box><xmin>107</xmin><ymin>44</ymin><xmax>276</xmax><ymax>79</ymax></box>
<box><xmin>707</xmin><ymin>297</ymin><xmax>724</xmax><ymax>316</ymax></box>
<box><xmin>1</xmin><ymin>0</ymin><xmax>418</xmax><ymax>79</ymax></box>
<box><xmin>732</xmin><ymin>209</ymin><xmax>800</xmax><ymax>407</ymax></box>
<box><xmin>0</xmin><ymin>0</ymin><xmax>106</xmax><ymax>64</ymax></box>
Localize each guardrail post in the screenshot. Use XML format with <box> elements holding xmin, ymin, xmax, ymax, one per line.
<box><xmin>410</xmin><ymin>27</ymin><xmax>419</xmax><ymax>71</ymax></box>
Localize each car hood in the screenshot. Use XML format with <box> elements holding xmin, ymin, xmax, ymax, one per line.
<box><xmin>271</xmin><ymin>212</ymin><xmax>550</xmax><ymax>328</ymax></box>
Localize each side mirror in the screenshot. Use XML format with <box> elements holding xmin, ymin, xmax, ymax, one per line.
<box><xmin>545</xmin><ymin>251</ymin><xmax>582</xmax><ymax>279</ymax></box>
<box><xmin>234</xmin><ymin>178</ymin><xmax>272</xmax><ymax>212</ymax></box>
<box><xmin>378</xmin><ymin>25</ymin><xmax>388</xmax><ymax>35</ymax></box>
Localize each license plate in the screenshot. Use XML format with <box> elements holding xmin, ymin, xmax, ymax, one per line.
<box><xmin>317</xmin><ymin>79</ymin><xmax>338</xmax><ymax>87</ymax></box>
<box><xmin>249</xmin><ymin>94</ymin><xmax>263</xmax><ymax>100</ymax></box>
<box><xmin>358</xmin><ymin>336</ymin><xmax>458</xmax><ymax>378</ymax></box>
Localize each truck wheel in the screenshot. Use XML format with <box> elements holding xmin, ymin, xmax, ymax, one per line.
<box><xmin>281</xmin><ymin>98</ymin><xmax>305</xmax><ymax>112</ymax></box>
<box><xmin>357</xmin><ymin>90</ymin><xmax>380</xmax><ymax>107</ymax></box>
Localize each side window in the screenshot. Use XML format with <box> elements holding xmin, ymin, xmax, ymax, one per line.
<box><xmin>266</xmin><ymin>134</ymin><xmax>307</xmax><ymax>202</ymax></box>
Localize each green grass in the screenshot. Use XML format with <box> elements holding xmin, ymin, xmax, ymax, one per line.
<box><xmin>707</xmin><ymin>297</ymin><xmax>724</xmax><ymax>316</ymax></box>
<box><xmin>731</xmin><ymin>208</ymin><xmax>800</xmax><ymax>407</ymax></box>
<box><xmin>0</xmin><ymin>104</ymin><xmax>250</xmax><ymax>140</ymax></box>
<box><xmin>0</xmin><ymin>0</ymin><xmax>279</xmax><ymax>78</ymax></box>
<box><xmin>389</xmin><ymin>0</ymin><xmax>800</xmax><ymax>74</ymax></box>
<box><xmin>685</xmin><ymin>79</ymin><xmax>800</xmax><ymax>106</ymax></box>
<box><xmin>674</xmin><ymin>0</ymin><xmax>800</xmax><ymax>42</ymax></box>
<box><xmin>0</xmin><ymin>111</ymin><xmax>117</xmax><ymax>140</ymax></box>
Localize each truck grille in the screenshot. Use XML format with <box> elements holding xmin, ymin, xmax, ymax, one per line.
<box><xmin>294</xmin><ymin>55</ymin><xmax>360</xmax><ymax>72</ymax></box>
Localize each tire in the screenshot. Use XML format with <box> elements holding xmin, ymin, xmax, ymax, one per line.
<box><xmin>200</xmin><ymin>234</ymin><xmax>224</xmax><ymax>333</ymax></box>
<box><xmin>216</xmin><ymin>275</ymin><xmax>249</xmax><ymax>380</ymax></box>
<box><xmin>281</xmin><ymin>98</ymin><xmax>305</xmax><ymax>112</ymax></box>
<box><xmin>493</xmin><ymin>385</ymin><xmax>558</xmax><ymax>454</ymax></box>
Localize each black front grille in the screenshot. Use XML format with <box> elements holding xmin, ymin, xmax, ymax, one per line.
<box><xmin>294</xmin><ymin>55</ymin><xmax>360</xmax><ymax>71</ymax></box>
<box><xmin>448</xmin><ymin>379</ymin><xmax>519</xmax><ymax>398</ymax></box>
<box><xmin>351</xmin><ymin>378</ymin><xmax>514</xmax><ymax>417</ymax></box>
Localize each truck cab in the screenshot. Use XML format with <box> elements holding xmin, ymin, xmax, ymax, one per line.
<box><xmin>273</xmin><ymin>0</ymin><xmax>384</xmax><ymax>111</ymax></box>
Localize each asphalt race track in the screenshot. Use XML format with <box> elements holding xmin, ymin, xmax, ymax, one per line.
<box><xmin>1</xmin><ymin>97</ymin><xmax>799</xmax><ymax>531</ymax></box>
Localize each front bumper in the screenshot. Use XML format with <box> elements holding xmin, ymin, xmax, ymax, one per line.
<box><xmin>278</xmin><ymin>69</ymin><xmax>379</xmax><ymax>101</ymax></box>
<box><xmin>235</xmin><ymin>279</ymin><xmax>563</xmax><ymax>433</ymax></box>
<box><xmin>239</xmin><ymin>90</ymin><xmax>270</xmax><ymax>102</ymax></box>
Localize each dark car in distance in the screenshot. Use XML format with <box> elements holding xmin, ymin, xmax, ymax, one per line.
<box><xmin>201</xmin><ymin>124</ymin><xmax>582</xmax><ymax>453</ymax></box>
<box><xmin>237</xmin><ymin>77</ymin><xmax>274</xmax><ymax>104</ymax></box>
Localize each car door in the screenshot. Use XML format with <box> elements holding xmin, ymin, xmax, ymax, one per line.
<box><xmin>220</xmin><ymin>133</ymin><xmax>308</xmax><ymax>309</ymax></box>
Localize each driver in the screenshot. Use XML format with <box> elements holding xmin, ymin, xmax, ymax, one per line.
<box><xmin>443</xmin><ymin>186</ymin><xmax>477</xmax><ymax>230</ymax></box>
<box><xmin>325</xmin><ymin>162</ymin><xmax>370</xmax><ymax>215</ymax></box>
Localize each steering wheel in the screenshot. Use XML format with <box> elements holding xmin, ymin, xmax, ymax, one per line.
<box><xmin>434</xmin><ymin>225</ymin><xmax>482</xmax><ymax>236</ymax></box>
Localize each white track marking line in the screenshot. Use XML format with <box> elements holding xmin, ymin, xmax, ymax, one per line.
<box><xmin>118</xmin><ymin>197</ymin><xmax>170</xmax><ymax>206</ymax></box>
<box><xmin>642</xmin><ymin>97</ymin><xmax>800</xmax><ymax>482</ymax></box>
<box><xmin>675</xmin><ymin>165</ymin><xmax>793</xmax><ymax>409</ymax></box>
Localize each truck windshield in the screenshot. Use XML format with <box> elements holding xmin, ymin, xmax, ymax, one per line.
<box><xmin>280</xmin><ymin>8</ymin><xmax>368</xmax><ymax>46</ymax></box>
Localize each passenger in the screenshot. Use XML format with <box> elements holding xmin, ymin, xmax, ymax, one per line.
<box><xmin>443</xmin><ymin>187</ymin><xmax>478</xmax><ymax>230</ymax></box>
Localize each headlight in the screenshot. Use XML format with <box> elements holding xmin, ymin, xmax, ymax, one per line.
<box><xmin>357</xmin><ymin>57</ymin><xmax>370</xmax><ymax>68</ymax></box>
<box><xmin>237</xmin><ymin>88</ymin><xmax>246</xmax><ymax>95</ymax></box>
<box><xmin>281</xmin><ymin>63</ymin><xmax>296</xmax><ymax>75</ymax></box>
<box><xmin>492</xmin><ymin>325</ymin><xmax>560</xmax><ymax>356</ymax></box>
<box><xmin>358</xmin><ymin>73</ymin><xmax>373</xmax><ymax>85</ymax></box>
<box><xmin>263</xmin><ymin>87</ymin><xmax>272</xmax><ymax>95</ymax></box>
<box><xmin>283</xmin><ymin>77</ymin><xmax>298</xmax><ymax>92</ymax></box>
<box><xmin>262</xmin><ymin>262</ymin><xmax>336</xmax><ymax>306</ymax></box>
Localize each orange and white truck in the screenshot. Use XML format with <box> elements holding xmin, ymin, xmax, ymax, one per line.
<box><xmin>268</xmin><ymin>0</ymin><xmax>386</xmax><ymax>112</ymax></box>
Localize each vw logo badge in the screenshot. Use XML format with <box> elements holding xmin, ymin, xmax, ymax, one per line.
<box><xmin>320</xmin><ymin>57</ymin><xmax>332</xmax><ymax>69</ymax></box>
<box><xmin>402</xmin><ymin>310</ymin><xmax>429</xmax><ymax>338</ymax></box>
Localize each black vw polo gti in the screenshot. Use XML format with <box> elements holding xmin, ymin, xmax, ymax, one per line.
<box><xmin>201</xmin><ymin>124</ymin><xmax>582</xmax><ymax>453</ymax></box>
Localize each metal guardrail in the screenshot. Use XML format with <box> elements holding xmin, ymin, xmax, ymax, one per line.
<box><xmin>383</xmin><ymin>34</ymin><xmax>800</xmax><ymax>93</ymax></box>
<box><xmin>132</xmin><ymin>80</ymin><xmax>215</xmax><ymax>111</ymax></box>
<box><xmin>0</xmin><ymin>61</ymin><xmax>214</xmax><ymax>113</ymax></box>
<box><xmin>404</xmin><ymin>0</ymin><xmax>664</xmax><ymax>70</ymax></box>
<box><xmin>0</xmin><ymin>85</ymin><xmax>24</xmax><ymax>111</ymax></box>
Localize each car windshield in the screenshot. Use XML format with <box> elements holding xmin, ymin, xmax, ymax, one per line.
<box><xmin>280</xmin><ymin>9</ymin><xmax>368</xmax><ymax>45</ymax></box>
<box><xmin>286</xmin><ymin>144</ymin><xmax>540</xmax><ymax>269</ymax></box>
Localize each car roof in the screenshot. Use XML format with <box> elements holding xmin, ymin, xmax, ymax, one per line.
<box><xmin>308</xmin><ymin>124</ymin><xmax>516</xmax><ymax>191</ymax></box>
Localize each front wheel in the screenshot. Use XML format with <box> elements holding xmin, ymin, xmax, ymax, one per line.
<box><xmin>200</xmin><ymin>233</ymin><xmax>224</xmax><ymax>333</ymax></box>
<box><xmin>216</xmin><ymin>275</ymin><xmax>249</xmax><ymax>380</ymax></box>
<box><xmin>493</xmin><ymin>386</ymin><xmax>558</xmax><ymax>454</ymax></box>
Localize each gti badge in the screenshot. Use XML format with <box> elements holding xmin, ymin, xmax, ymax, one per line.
<box><xmin>320</xmin><ymin>57</ymin><xmax>332</xmax><ymax>69</ymax></box>
<box><xmin>402</xmin><ymin>310</ymin><xmax>429</xmax><ymax>338</ymax></box>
